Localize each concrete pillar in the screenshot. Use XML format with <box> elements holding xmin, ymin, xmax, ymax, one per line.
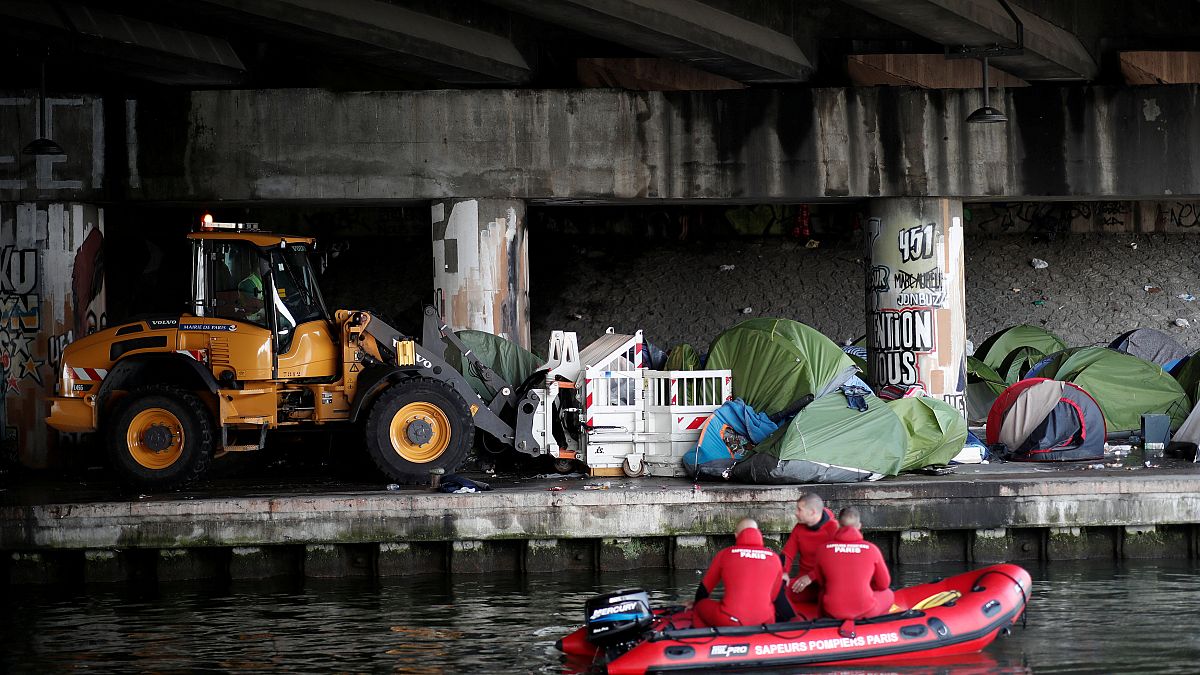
<box><xmin>1</xmin><ymin>202</ymin><xmax>107</xmax><ymax>468</ymax></box>
<box><xmin>524</xmin><ymin>538</ymin><xmax>594</xmax><ymax>573</ymax></box>
<box><xmin>865</xmin><ymin>198</ymin><xmax>967</xmax><ymax>415</ymax></box>
<box><xmin>303</xmin><ymin>543</ymin><xmax>374</xmax><ymax>578</ymax></box>
<box><xmin>1122</xmin><ymin>525</ymin><xmax>1188</xmax><ymax>559</ymax></box>
<box><xmin>431</xmin><ymin>198</ymin><xmax>529</xmax><ymax>348</ymax></box>
<box><xmin>1047</xmin><ymin>526</ymin><xmax>1116</xmax><ymax>560</ymax></box>
<box><xmin>157</xmin><ymin>548</ymin><xmax>224</xmax><ymax>582</ymax></box>
<box><xmin>449</xmin><ymin>539</ymin><xmax>521</xmax><ymax>574</ymax></box>
<box><xmin>897</xmin><ymin>528</ymin><xmax>967</xmax><ymax>564</ymax></box>
<box><xmin>84</xmin><ymin>549</ymin><xmax>131</xmax><ymax>583</ymax></box>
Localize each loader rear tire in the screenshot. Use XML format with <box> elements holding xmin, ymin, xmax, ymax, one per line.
<box><xmin>364</xmin><ymin>378</ymin><xmax>473</xmax><ymax>483</ymax></box>
<box><xmin>107</xmin><ymin>385</ymin><xmax>214</xmax><ymax>490</ymax></box>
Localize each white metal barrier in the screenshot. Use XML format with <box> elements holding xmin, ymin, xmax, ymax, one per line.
<box><xmin>533</xmin><ymin>329</ymin><xmax>731</xmax><ymax>477</ymax></box>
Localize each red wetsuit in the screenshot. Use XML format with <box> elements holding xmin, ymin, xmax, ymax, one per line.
<box><xmin>692</xmin><ymin>528</ymin><xmax>783</xmax><ymax>628</ymax></box>
<box><xmin>811</xmin><ymin>526</ymin><xmax>895</xmax><ymax>620</ymax></box>
<box><xmin>781</xmin><ymin>508</ymin><xmax>838</xmax><ymax>605</ymax></box>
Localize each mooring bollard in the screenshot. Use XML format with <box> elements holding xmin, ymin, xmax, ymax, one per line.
<box><xmin>429</xmin><ymin>467</ymin><xmax>445</xmax><ymax>490</ymax></box>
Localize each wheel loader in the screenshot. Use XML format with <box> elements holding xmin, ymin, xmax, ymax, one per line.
<box><xmin>46</xmin><ymin>218</ymin><xmax>544</xmax><ymax>489</ymax></box>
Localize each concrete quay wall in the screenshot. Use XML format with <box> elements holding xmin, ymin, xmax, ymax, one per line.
<box><xmin>3</xmin><ymin>473</ymin><xmax>1199</xmax><ymax>583</ymax></box>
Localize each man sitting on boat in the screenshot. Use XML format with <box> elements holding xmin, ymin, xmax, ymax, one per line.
<box><xmin>811</xmin><ymin>507</ymin><xmax>895</xmax><ymax>620</ymax></box>
<box><xmin>691</xmin><ymin>518</ymin><xmax>788</xmax><ymax>628</ymax></box>
<box><xmin>782</xmin><ymin>492</ymin><xmax>839</xmax><ymax>610</ymax></box>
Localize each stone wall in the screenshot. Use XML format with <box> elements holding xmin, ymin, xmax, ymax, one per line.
<box><xmin>529</xmin><ymin>230</ymin><xmax>1200</xmax><ymax>357</ymax></box>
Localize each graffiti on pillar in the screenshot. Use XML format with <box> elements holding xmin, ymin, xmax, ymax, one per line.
<box><xmin>871</xmin><ymin>307</ymin><xmax>935</xmax><ymax>388</ymax></box>
<box><xmin>0</xmin><ymin>246</ymin><xmax>43</xmax><ymax>393</ymax></box>
<box><xmin>72</xmin><ymin>227</ymin><xmax>106</xmax><ymax>337</ymax></box>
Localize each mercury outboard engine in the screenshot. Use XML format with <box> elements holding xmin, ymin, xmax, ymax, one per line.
<box><xmin>585</xmin><ymin>588</ymin><xmax>653</xmax><ymax>647</ymax></box>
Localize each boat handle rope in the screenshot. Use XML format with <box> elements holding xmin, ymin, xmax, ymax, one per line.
<box><xmin>971</xmin><ymin>568</ymin><xmax>1030</xmax><ymax>630</ymax></box>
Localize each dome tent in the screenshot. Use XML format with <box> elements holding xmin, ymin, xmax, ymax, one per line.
<box><xmin>664</xmin><ymin>343</ymin><xmax>701</xmax><ymax>371</ymax></box>
<box><xmin>707</xmin><ymin>318</ymin><xmax>907</xmax><ymax>483</ymax></box>
<box><xmin>965</xmin><ymin>356</ymin><xmax>1007</xmax><ymax>424</ymax></box>
<box><xmin>1026</xmin><ymin>346</ymin><xmax>1190</xmax><ymax>434</ymax></box>
<box><xmin>1109</xmin><ymin>328</ymin><xmax>1189</xmax><ymax>368</ymax></box>
<box><xmin>974</xmin><ymin>325</ymin><xmax>1068</xmax><ymax>375</ymax></box>
<box><xmin>986</xmin><ymin>378</ymin><xmax>1106</xmax><ymax>461</ymax></box>
<box><xmin>889</xmin><ymin>396</ymin><xmax>969</xmax><ymax>471</ymax></box>
<box><xmin>445</xmin><ymin>329</ymin><xmax>545</xmax><ymax>398</ymax></box>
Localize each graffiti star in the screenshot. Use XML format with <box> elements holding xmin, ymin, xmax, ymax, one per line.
<box><xmin>18</xmin><ymin>357</ymin><xmax>44</xmax><ymax>385</ymax></box>
<box><xmin>9</xmin><ymin>332</ymin><xmax>34</xmax><ymax>359</ymax></box>
<box><xmin>5</xmin><ymin>376</ymin><xmax>17</xmax><ymax>392</ymax></box>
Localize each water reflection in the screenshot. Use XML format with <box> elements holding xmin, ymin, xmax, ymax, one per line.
<box><xmin>1</xmin><ymin>560</ymin><xmax>1197</xmax><ymax>673</ymax></box>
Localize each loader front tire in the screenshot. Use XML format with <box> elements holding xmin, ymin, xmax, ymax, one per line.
<box><xmin>364</xmin><ymin>378</ymin><xmax>473</xmax><ymax>483</ymax></box>
<box><xmin>107</xmin><ymin>385</ymin><xmax>214</xmax><ymax>490</ymax></box>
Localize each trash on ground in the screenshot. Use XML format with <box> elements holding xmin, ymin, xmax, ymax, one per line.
<box><xmin>1087</xmin><ymin>464</ymin><xmax>1105</xmax><ymax>470</ymax></box>
<box><xmin>583</xmin><ymin>482</ymin><xmax>612</xmax><ymax>490</ymax></box>
<box><xmin>548</xmin><ymin>486</ymin><xmax>565</xmax><ymax>492</ymax></box>
<box><xmin>1129</xmin><ymin>242</ymin><xmax>1138</xmax><ymax>250</ymax></box>
<box><xmin>1179</xmin><ymin>293</ymin><xmax>1196</xmax><ymax>302</ymax></box>
<box><xmin>531</xmin><ymin>472</ymin><xmax>587</xmax><ymax>479</ymax></box>
<box><xmin>1010</xmin><ymin>287</ymin><xmax>1021</xmax><ymax>293</ymax></box>
<box><xmin>1032</xmin><ymin>300</ymin><xmax>1046</xmax><ymax>306</ymax></box>
<box><xmin>719</xmin><ymin>264</ymin><xmax>735</xmax><ymax>272</ymax></box>
<box><xmin>741</xmin><ymin>307</ymin><xmax>753</xmax><ymax>314</ymax></box>
<box><xmin>1031</xmin><ymin>258</ymin><xmax>1049</xmax><ymax>269</ymax></box>
<box><xmin>805</xmin><ymin>239</ymin><xmax>820</xmax><ymax>249</ymax></box>
<box><xmin>1176</xmin><ymin>318</ymin><xmax>1191</xmax><ymax>328</ymax></box>
<box><xmin>385</xmin><ymin>483</ymin><xmax>400</xmax><ymax>491</ymax></box>
<box><xmin>1144</xmin><ymin>285</ymin><xmax>1162</xmax><ymax>293</ymax></box>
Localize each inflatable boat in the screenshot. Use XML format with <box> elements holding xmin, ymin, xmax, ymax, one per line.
<box><xmin>557</xmin><ymin>563</ymin><xmax>1031</xmax><ymax>674</ymax></box>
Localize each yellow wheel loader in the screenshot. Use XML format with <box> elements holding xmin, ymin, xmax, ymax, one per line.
<box><xmin>46</xmin><ymin>219</ymin><xmax>544</xmax><ymax>489</ymax></box>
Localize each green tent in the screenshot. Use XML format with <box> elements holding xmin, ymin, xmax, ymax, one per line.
<box><xmin>975</xmin><ymin>325</ymin><xmax>1067</xmax><ymax>372</ymax></box>
<box><xmin>889</xmin><ymin>397</ymin><xmax>968</xmax><ymax>471</ymax></box>
<box><xmin>1173</xmin><ymin>353</ymin><xmax>1200</xmax><ymax>407</ymax></box>
<box><xmin>1033</xmin><ymin>346</ymin><xmax>1191</xmax><ymax>433</ymax></box>
<box><xmin>445</xmin><ymin>329</ymin><xmax>545</xmax><ymax>398</ymax></box>
<box><xmin>664</xmin><ymin>343</ymin><xmax>701</xmax><ymax>371</ymax></box>
<box><xmin>966</xmin><ymin>356</ymin><xmax>1006</xmax><ymax>423</ymax></box>
<box><xmin>730</xmin><ymin>392</ymin><xmax>908</xmax><ymax>483</ymax></box>
<box><xmin>707</xmin><ymin>318</ymin><xmax>857</xmax><ymax>414</ymax></box>
<box><xmin>997</xmin><ymin>345</ymin><xmax>1050</xmax><ymax>384</ymax></box>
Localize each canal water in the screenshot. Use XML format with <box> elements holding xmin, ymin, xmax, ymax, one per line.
<box><xmin>2</xmin><ymin>560</ymin><xmax>1198</xmax><ymax>673</ymax></box>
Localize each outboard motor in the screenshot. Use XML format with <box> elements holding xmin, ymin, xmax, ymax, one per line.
<box><xmin>585</xmin><ymin>588</ymin><xmax>653</xmax><ymax>646</ymax></box>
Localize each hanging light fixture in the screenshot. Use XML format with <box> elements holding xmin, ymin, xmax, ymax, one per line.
<box><xmin>22</xmin><ymin>59</ymin><xmax>66</xmax><ymax>156</ymax></box>
<box><xmin>966</xmin><ymin>57</ymin><xmax>1007</xmax><ymax>124</ymax></box>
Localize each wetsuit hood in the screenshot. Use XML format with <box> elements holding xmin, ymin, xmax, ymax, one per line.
<box><xmin>833</xmin><ymin>526</ymin><xmax>863</xmax><ymax>543</ymax></box>
<box><xmin>735</xmin><ymin>527</ymin><xmax>765</xmax><ymax>547</ymax></box>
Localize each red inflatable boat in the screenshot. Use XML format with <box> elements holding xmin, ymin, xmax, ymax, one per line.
<box><xmin>557</xmin><ymin>563</ymin><xmax>1031</xmax><ymax>674</ymax></box>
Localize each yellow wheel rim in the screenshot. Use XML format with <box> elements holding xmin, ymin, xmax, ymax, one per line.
<box><xmin>126</xmin><ymin>408</ymin><xmax>185</xmax><ymax>470</ymax></box>
<box><xmin>389</xmin><ymin>402</ymin><xmax>451</xmax><ymax>463</ymax></box>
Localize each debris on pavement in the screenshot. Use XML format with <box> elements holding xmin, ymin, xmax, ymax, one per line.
<box><xmin>548</xmin><ymin>486</ymin><xmax>565</xmax><ymax>492</ymax></box>
<box><xmin>385</xmin><ymin>483</ymin><xmax>401</xmax><ymax>491</ymax></box>
<box><xmin>741</xmin><ymin>307</ymin><xmax>753</xmax><ymax>314</ymax></box>
<box><xmin>1031</xmin><ymin>258</ymin><xmax>1049</xmax><ymax>269</ymax></box>
<box><xmin>1179</xmin><ymin>293</ymin><xmax>1196</xmax><ymax>302</ymax></box>
<box><xmin>719</xmin><ymin>264</ymin><xmax>736</xmax><ymax>272</ymax></box>
<box><xmin>1144</xmin><ymin>285</ymin><xmax>1162</xmax><ymax>293</ymax></box>
<box><xmin>1175</xmin><ymin>318</ymin><xmax>1191</xmax><ymax>328</ymax></box>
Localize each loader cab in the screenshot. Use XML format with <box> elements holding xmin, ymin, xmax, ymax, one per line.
<box><xmin>189</xmin><ymin>223</ymin><xmax>336</xmax><ymax>379</ymax></box>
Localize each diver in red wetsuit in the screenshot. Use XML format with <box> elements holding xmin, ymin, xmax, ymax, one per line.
<box><xmin>811</xmin><ymin>507</ymin><xmax>895</xmax><ymax>620</ymax></box>
<box><xmin>692</xmin><ymin>518</ymin><xmax>785</xmax><ymax>628</ymax></box>
<box><xmin>782</xmin><ymin>492</ymin><xmax>838</xmax><ymax>609</ymax></box>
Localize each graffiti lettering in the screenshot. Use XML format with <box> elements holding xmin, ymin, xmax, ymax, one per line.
<box><xmin>942</xmin><ymin>393</ymin><xmax>966</xmax><ymax>416</ymax></box>
<box><xmin>893</xmin><ymin>268</ymin><xmax>943</xmax><ymax>292</ymax></box>
<box><xmin>898</xmin><ymin>223</ymin><xmax>935</xmax><ymax>263</ymax></box>
<box><xmin>0</xmin><ymin>247</ymin><xmax>38</xmax><ymax>295</ymax></box>
<box><xmin>48</xmin><ymin>332</ymin><xmax>74</xmax><ymax>371</ymax></box>
<box><xmin>1156</xmin><ymin>202</ymin><xmax>1200</xmax><ymax>229</ymax></box>
<box><xmin>868</xmin><ymin>265</ymin><xmax>890</xmax><ymax>294</ymax></box>
<box><xmin>870</xmin><ymin>308</ymin><xmax>935</xmax><ymax>387</ymax></box>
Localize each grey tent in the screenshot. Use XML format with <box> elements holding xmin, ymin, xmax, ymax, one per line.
<box><xmin>1109</xmin><ymin>328</ymin><xmax>1190</xmax><ymax>367</ymax></box>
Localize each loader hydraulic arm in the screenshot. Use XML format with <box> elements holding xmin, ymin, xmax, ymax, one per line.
<box><xmin>352</xmin><ymin>307</ymin><xmax>544</xmax><ymax>456</ymax></box>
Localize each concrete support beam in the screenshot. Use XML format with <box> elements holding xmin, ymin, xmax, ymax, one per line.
<box><xmin>432</xmin><ymin>199</ymin><xmax>530</xmax><ymax>349</ymax></box>
<box><xmin>847</xmin><ymin>54</ymin><xmax>1027</xmax><ymax>88</ymax></box>
<box><xmin>524</xmin><ymin>539</ymin><xmax>594</xmax><ymax>573</ymax></box>
<box><xmin>1120</xmin><ymin>52</ymin><xmax>1200</xmax><ymax>85</ymax></box>
<box><xmin>1122</xmin><ymin>525</ymin><xmax>1189</xmax><ymax>559</ymax></box>
<box><xmin>866</xmin><ymin>198</ymin><xmax>967</xmax><ymax>415</ymax></box>
<box><xmin>158</xmin><ymin>548</ymin><xmax>226</xmax><ymax>582</ymax></box>
<box><xmin>84</xmin><ymin>549</ymin><xmax>132</xmax><ymax>583</ymax></box>
<box><xmin>577</xmin><ymin>58</ymin><xmax>746</xmax><ymax>91</ymax></box>
<box><xmin>196</xmin><ymin>0</ymin><xmax>529</xmax><ymax>85</ymax></box>
<box><xmin>0</xmin><ymin>1</ymin><xmax>245</xmax><ymax>86</ymax></box>
<box><xmin>489</xmin><ymin>0</ymin><xmax>811</xmax><ymax>84</ymax></box>
<box><xmin>840</xmin><ymin>0</ymin><xmax>1097</xmax><ymax>81</ymax></box>
<box><xmin>120</xmin><ymin>85</ymin><xmax>1200</xmax><ymax>203</ymax></box>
